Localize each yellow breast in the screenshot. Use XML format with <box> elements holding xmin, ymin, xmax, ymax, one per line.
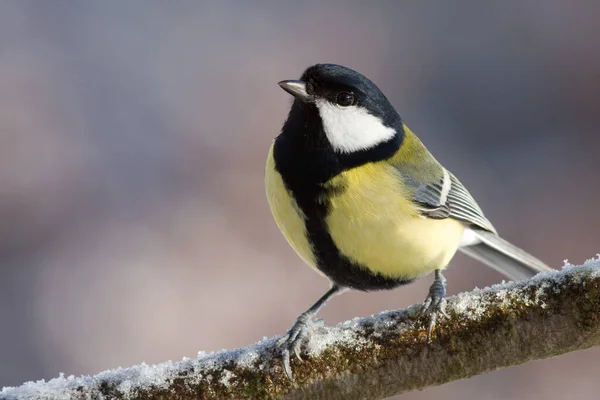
<box><xmin>265</xmin><ymin>142</ymin><xmax>465</xmax><ymax>282</ymax></box>
<box><xmin>325</xmin><ymin>162</ymin><xmax>465</xmax><ymax>280</ymax></box>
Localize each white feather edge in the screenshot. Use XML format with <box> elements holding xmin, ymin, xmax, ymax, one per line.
<box><xmin>460</xmin><ymin>227</ymin><xmax>482</xmax><ymax>247</ymax></box>
<box><xmin>439</xmin><ymin>168</ymin><xmax>451</xmax><ymax>205</ymax></box>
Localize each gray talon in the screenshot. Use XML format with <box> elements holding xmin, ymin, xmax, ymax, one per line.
<box><xmin>419</xmin><ymin>269</ymin><xmax>448</xmax><ymax>340</ymax></box>
<box><xmin>276</xmin><ymin>333</ymin><xmax>289</xmax><ymax>348</ymax></box>
<box><xmin>278</xmin><ymin>284</ymin><xmax>343</xmax><ymax>380</ymax></box>
<box><xmin>279</xmin><ymin>316</ymin><xmax>310</xmax><ymax>379</ymax></box>
<box><xmin>293</xmin><ymin>344</ymin><xmax>303</xmax><ymax>362</ymax></box>
<box><xmin>439</xmin><ymin>299</ymin><xmax>449</xmax><ymax>319</ymax></box>
<box><xmin>282</xmin><ymin>348</ymin><xmax>292</xmax><ymax>380</ymax></box>
<box><xmin>427</xmin><ymin>312</ymin><xmax>437</xmax><ymax>338</ymax></box>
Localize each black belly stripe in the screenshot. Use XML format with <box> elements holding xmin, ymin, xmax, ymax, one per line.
<box><xmin>303</xmin><ymin>201</ymin><xmax>415</xmax><ymax>291</ymax></box>
<box><xmin>272</xmin><ymin>112</ymin><xmax>412</xmax><ymax>291</ymax></box>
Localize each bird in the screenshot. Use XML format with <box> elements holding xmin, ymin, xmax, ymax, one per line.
<box><xmin>265</xmin><ymin>63</ymin><xmax>552</xmax><ymax>379</ymax></box>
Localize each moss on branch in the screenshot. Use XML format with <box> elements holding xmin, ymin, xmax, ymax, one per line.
<box><xmin>3</xmin><ymin>259</ymin><xmax>600</xmax><ymax>400</ymax></box>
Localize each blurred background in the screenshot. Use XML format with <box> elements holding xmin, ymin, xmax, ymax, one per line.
<box><xmin>0</xmin><ymin>1</ymin><xmax>598</xmax><ymax>398</ymax></box>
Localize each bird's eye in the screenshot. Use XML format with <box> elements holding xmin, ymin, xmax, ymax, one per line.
<box><xmin>336</xmin><ymin>92</ymin><xmax>355</xmax><ymax>107</ymax></box>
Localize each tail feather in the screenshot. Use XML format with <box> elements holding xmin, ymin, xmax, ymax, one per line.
<box><xmin>459</xmin><ymin>229</ymin><xmax>553</xmax><ymax>281</ymax></box>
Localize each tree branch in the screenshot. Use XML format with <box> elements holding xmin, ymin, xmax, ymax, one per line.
<box><xmin>3</xmin><ymin>258</ymin><xmax>600</xmax><ymax>400</ymax></box>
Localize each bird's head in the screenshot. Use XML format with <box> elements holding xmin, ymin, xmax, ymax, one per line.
<box><xmin>278</xmin><ymin>64</ymin><xmax>403</xmax><ymax>154</ymax></box>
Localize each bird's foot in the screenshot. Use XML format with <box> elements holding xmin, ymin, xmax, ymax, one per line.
<box><xmin>418</xmin><ymin>269</ymin><xmax>448</xmax><ymax>340</ymax></box>
<box><xmin>277</xmin><ymin>313</ymin><xmax>312</xmax><ymax>380</ymax></box>
<box><xmin>275</xmin><ymin>285</ymin><xmax>343</xmax><ymax>380</ymax></box>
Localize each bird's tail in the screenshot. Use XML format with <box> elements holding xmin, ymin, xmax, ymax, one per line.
<box><xmin>459</xmin><ymin>229</ymin><xmax>553</xmax><ymax>281</ymax></box>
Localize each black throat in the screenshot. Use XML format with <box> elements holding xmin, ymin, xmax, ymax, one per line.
<box><xmin>272</xmin><ymin>100</ymin><xmax>413</xmax><ymax>290</ymax></box>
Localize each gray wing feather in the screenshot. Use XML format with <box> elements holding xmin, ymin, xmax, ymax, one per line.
<box><xmin>404</xmin><ymin>174</ymin><xmax>444</xmax><ymax>207</ymax></box>
<box><xmin>460</xmin><ymin>229</ymin><xmax>553</xmax><ymax>280</ymax></box>
<box><xmin>446</xmin><ymin>172</ymin><xmax>496</xmax><ymax>233</ymax></box>
<box><xmin>404</xmin><ymin>173</ymin><xmax>451</xmax><ymax>219</ymax></box>
<box><xmin>403</xmin><ymin>167</ymin><xmax>496</xmax><ymax>233</ymax></box>
<box><xmin>396</xmin><ymin>164</ymin><xmax>552</xmax><ymax>280</ymax></box>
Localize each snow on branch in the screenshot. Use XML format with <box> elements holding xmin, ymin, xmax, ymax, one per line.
<box><xmin>3</xmin><ymin>257</ymin><xmax>600</xmax><ymax>400</ymax></box>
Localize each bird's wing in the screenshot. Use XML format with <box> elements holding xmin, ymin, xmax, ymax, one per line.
<box><xmin>398</xmin><ymin>166</ymin><xmax>497</xmax><ymax>234</ymax></box>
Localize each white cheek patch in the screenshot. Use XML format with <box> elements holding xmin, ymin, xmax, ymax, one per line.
<box><xmin>316</xmin><ymin>99</ymin><xmax>396</xmax><ymax>153</ymax></box>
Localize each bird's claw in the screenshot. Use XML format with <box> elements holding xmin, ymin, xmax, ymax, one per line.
<box><xmin>419</xmin><ymin>295</ymin><xmax>448</xmax><ymax>339</ymax></box>
<box><xmin>276</xmin><ymin>285</ymin><xmax>342</xmax><ymax>380</ymax></box>
<box><xmin>278</xmin><ymin>316</ymin><xmax>310</xmax><ymax>380</ymax></box>
<box><xmin>418</xmin><ymin>270</ymin><xmax>448</xmax><ymax>341</ymax></box>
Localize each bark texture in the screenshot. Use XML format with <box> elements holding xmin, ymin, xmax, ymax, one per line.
<box><xmin>2</xmin><ymin>261</ymin><xmax>599</xmax><ymax>400</ymax></box>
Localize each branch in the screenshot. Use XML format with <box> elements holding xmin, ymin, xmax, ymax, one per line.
<box><xmin>3</xmin><ymin>258</ymin><xmax>600</xmax><ymax>400</ymax></box>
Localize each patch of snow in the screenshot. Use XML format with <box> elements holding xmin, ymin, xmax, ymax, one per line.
<box><xmin>2</xmin><ymin>257</ymin><xmax>599</xmax><ymax>399</ymax></box>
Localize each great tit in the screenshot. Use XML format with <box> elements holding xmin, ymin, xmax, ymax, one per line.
<box><xmin>265</xmin><ymin>63</ymin><xmax>552</xmax><ymax>379</ymax></box>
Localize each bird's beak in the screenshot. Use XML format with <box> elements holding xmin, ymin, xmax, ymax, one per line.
<box><xmin>278</xmin><ymin>80</ymin><xmax>312</xmax><ymax>102</ymax></box>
